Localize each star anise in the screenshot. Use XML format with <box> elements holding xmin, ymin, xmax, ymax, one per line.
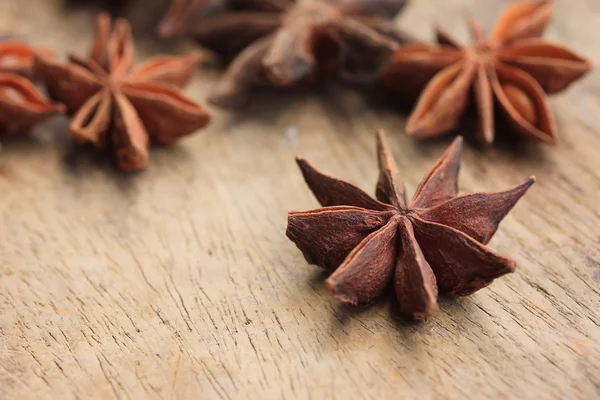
<box><xmin>35</xmin><ymin>13</ymin><xmax>211</xmax><ymax>171</ymax></box>
<box><xmin>378</xmin><ymin>0</ymin><xmax>591</xmax><ymax>144</ymax></box>
<box><xmin>0</xmin><ymin>42</ymin><xmax>64</xmax><ymax>140</ymax></box>
<box><xmin>286</xmin><ymin>131</ymin><xmax>535</xmax><ymax>319</ymax></box>
<box><xmin>181</xmin><ymin>0</ymin><xmax>410</xmax><ymax>107</ymax></box>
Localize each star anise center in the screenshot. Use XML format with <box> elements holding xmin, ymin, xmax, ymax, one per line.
<box><xmin>394</xmin><ymin>204</ymin><xmax>410</xmax><ymax>215</ymax></box>
<box><xmin>106</xmin><ymin>76</ymin><xmax>123</xmax><ymax>90</ymax></box>
<box><xmin>465</xmin><ymin>41</ymin><xmax>497</xmax><ymax>64</ymax></box>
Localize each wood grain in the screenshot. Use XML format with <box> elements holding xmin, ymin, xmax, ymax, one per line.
<box><xmin>1</xmin><ymin>0</ymin><xmax>599</xmax><ymax>398</ymax></box>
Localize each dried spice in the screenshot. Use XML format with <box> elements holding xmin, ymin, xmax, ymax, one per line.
<box><xmin>378</xmin><ymin>0</ymin><xmax>591</xmax><ymax>144</ymax></box>
<box><xmin>35</xmin><ymin>13</ymin><xmax>211</xmax><ymax>171</ymax></box>
<box><xmin>286</xmin><ymin>131</ymin><xmax>534</xmax><ymax>319</ymax></box>
<box><xmin>0</xmin><ymin>42</ymin><xmax>64</xmax><ymax>140</ymax></box>
<box><xmin>180</xmin><ymin>0</ymin><xmax>410</xmax><ymax>107</ymax></box>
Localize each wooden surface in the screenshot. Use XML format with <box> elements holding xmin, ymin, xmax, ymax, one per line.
<box><xmin>1</xmin><ymin>0</ymin><xmax>599</xmax><ymax>398</ymax></box>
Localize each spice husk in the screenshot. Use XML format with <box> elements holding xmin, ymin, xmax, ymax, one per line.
<box><xmin>378</xmin><ymin>0</ymin><xmax>591</xmax><ymax>144</ymax></box>
<box><xmin>286</xmin><ymin>131</ymin><xmax>535</xmax><ymax>319</ymax></box>
<box><xmin>35</xmin><ymin>13</ymin><xmax>211</xmax><ymax>171</ymax></box>
<box><xmin>179</xmin><ymin>0</ymin><xmax>411</xmax><ymax>107</ymax></box>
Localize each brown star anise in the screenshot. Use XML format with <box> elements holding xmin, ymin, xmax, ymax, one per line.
<box><xmin>286</xmin><ymin>131</ymin><xmax>535</xmax><ymax>319</ymax></box>
<box><xmin>35</xmin><ymin>13</ymin><xmax>211</xmax><ymax>171</ymax></box>
<box><xmin>378</xmin><ymin>0</ymin><xmax>591</xmax><ymax>144</ymax></box>
<box><xmin>0</xmin><ymin>42</ymin><xmax>64</xmax><ymax>139</ymax></box>
<box><xmin>181</xmin><ymin>0</ymin><xmax>410</xmax><ymax>107</ymax></box>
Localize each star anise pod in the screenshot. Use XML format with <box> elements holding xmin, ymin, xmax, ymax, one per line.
<box><xmin>378</xmin><ymin>0</ymin><xmax>591</xmax><ymax>144</ymax></box>
<box><xmin>35</xmin><ymin>13</ymin><xmax>211</xmax><ymax>171</ymax></box>
<box><xmin>286</xmin><ymin>131</ymin><xmax>535</xmax><ymax>319</ymax></box>
<box><xmin>182</xmin><ymin>0</ymin><xmax>410</xmax><ymax>107</ymax></box>
<box><xmin>0</xmin><ymin>42</ymin><xmax>64</xmax><ymax>140</ymax></box>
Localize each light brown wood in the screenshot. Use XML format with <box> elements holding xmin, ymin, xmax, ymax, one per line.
<box><xmin>1</xmin><ymin>0</ymin><xmax>599</xmax><ymax>399</ymax></box>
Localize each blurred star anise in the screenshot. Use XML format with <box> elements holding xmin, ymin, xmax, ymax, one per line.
<box><xmin>378</xmin><ymin>0</ymin><xmax>591</xmax><ymax>144</ymax></box>
<box><xmin>0</xmin><ymin>41</ymin><xmax>52</xmax><ymax>77</ymax></box>
<box><xmin>287</xmin><ymin>131</ymin><xmax>535</xmax><ymax>319</ymax></box>
<box><xmin>35</xmin><ymin>13</ymin><xmax>211</xmax><ymax>171</ymax></box>
<box><xmin>0</xmin><ymin>42</ymin><xmax>64</xmax><ymax>139</ymax></box>
<box><xmin>178</xmin><ymin>0</ymin><xmax>410</xmax><ymax>107</ymax></box>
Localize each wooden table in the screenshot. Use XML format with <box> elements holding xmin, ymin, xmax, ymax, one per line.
<box><xmin>1</xmin><ymin>0</ymin><xmax>599</xmax><ymax>398</ymax></box>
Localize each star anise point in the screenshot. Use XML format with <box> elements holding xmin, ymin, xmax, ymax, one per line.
<box><xmin>325</xmin><ymin>278</ymin><xmax>357</xmax><ymax>306</ymax></box>
<box><xmin>35</xmin><ymin>14</ymin><xmax>210</xmax><ymax>170</ymax></box>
